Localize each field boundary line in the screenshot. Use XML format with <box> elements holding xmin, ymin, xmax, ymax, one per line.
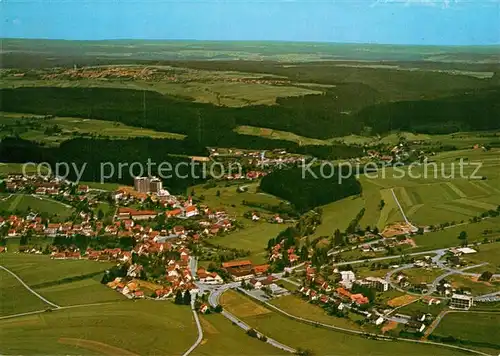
<box><xmin>0</xmin><ymin>265</ymin><xmax>60</xmax><ymax>309</ymax></box>
<box><xmin>0</xmin><ymin>309</ymin><xmax>46</xmax><ymax>320</ymax></box>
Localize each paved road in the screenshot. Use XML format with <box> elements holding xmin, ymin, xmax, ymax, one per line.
<box><xmin>182</xmin><ymin>300</ymin><xmax>204</xmax><ymax>356</ymax></box>
<box><xmin>238</xmin><ymin>287</ymin><xmax>491</xmax><ymax>356</ymax></box>
<box><xmin>334</xmin><ymin>248</ymin><xmax>447</xmax><ymax>266</ymax></box>
<box><xmin>0</xmin><ymin>265</ymin><xmax>60</xmax><ymax>308</ymax></box>
<box><xmin>207</xmin><ymin>284</ymin><xmax>296</xmax><ymax>353</ymax></box>
<box><xmin>328</xmin><ymin>238</ymin><xmax>385</xmax><ymax>257</ymax></box>
<box><xmin>280</xmin><ymin>277</ymin><xmax>301</xmax><ymax>287</ymax></box>
<box><xmin>384</xmin><ymin>256</ymin><xmax>500</xmax><ymax>299</ymax></box>
<box><xmin>189</xmin><ymin>257</ymin><xmax>198</xmax><ymax>279</ymax></box>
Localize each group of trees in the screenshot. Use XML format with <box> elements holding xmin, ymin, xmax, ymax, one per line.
<box><xmin>174</xmin><ymin>290</ymin><xmax>192</xmax><ymax>305</ymax></box>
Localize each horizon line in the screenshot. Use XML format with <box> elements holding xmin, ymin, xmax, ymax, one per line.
<box><xmin>2</xmin><ymin>37</ymin><xmax>500</xmax><ymax>47</ymax></box>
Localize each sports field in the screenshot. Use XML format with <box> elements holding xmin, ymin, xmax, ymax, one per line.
<box><xmin>220</xmin><ymin>290</ymin><xmax>468</xmax><ymax>355</ymax></box>
<box><xmin>0</xmin><ymin>301</ymin><xmax>197</xmax><ymax>355</ymax></box>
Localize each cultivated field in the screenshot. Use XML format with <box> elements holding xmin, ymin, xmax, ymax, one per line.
<box><xmin>0</xmin><ymin>301</ymin><xmax>196</xmax><ymax>355</ymax></box>
<box><xmin>0</xmin><ymin>253</ymin><xmax>113</xmax><ymax>287</ymax></box>
<box><xmin>193</xmin><ymin>313</ymin><xmax>286</xmax><ymax>356</ymax></box>
<box><xmin>0</xmin><ymin>112</ymin><xmax>185</xmax><ymax>147</ymax></box>
<box><xmin>432</xmin><ymin>312</ymin><xmax>500</xmax><ymax>352</ymax></box>
<box><xmin>0</xmin><ymin>163</ymin><xmax>49</xmax><ymax>176</ymax></box>
<box><xmin>310</xmin><ymin>196</ymin><xmax>365</xmax><ymax>238</ymax></box>
<box><xmin>462</xmin><ymin>242</ymin><xmax>500</xmax><ymax>273</ymax></box>
<box><xmin>221</xmin><ymin>290</ymin><xmax>467</xmax><ymax>355</ymax></box>
<box><xmin>235</xmin><ymin>125</ymin><xmax>329</xmax><ymax>146</ymax></box>
<box><xmin>357</xmin><ymin>149</ymin><xmax>500</xmax><ymax>231</ymax></box>
<box><xmin>0</xmin><ymin>194</ymin><xmax>73</xmax><ymax>220</ymax></box>
<box><xmin>413</xmin><ymin>216</ymin><xmax>500</xmax><ymax>250</ymax></box>
<box><xmin>210</xmin><ymin>222</ymin><xmax>287</xmax><ymax>264</ymax></box>
<box><xmin>0</xmin><ymin>268</ymin><xmax>50</xmax><ymax>317</ymax></box>
<box><xmin>447</xmin><ymin>274</ymin><xmax>500</xmax><ymax>296</ymax></box>
<box><xmin>269</xmin><ymin>294</ymin><xmax>362</xmax><ymax>330</ymax></box>
<box><xmin>403</xmin><ymin>268</ymin><xmax>447</xmax><ymax>285</ymax></box>
<box><xmin>1</xmin><ymin>65</ymin><xmax>323</xmax><ymax>107</ymax></box>
<box><xmin>189</xmin><ymin>181</ymin><xmax>288</xmax><ymax>219</ymax></box>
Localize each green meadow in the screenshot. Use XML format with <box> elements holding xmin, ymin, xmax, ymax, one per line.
<box><xmin>220</xmin><ymin>290</ymin><xmax>468</xmax><ymax>356</ymax></box>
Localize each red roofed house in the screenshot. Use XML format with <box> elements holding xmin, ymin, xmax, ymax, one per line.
<box><xmin>252</xmin><ymin>264</ymin><xmax>269</xmax><ymax>276</ymax></box>
<box><xmin>130</xmin><ymin>210</ymin><xmax>158</xmax><ymax>221</ymax></box>
<box><xmin>222</xmin><ymin>260</ymin><xmax>254</xmax><ymax>281</ymax></box>
<box><xmin>166</xmin><ymin>209</ymin><xmax>182</xmax><ymax>218</ymax></box>
<box><xmin>351</xmin><ymin>293</ymin><xmax>369</xmax><ymax>305</ymax></box>
<box><xmin>185</xmin><ymin>205</ymin><xmax>199</xmax><ymax>218</ymax></box>
<box><xmin>199</xmin><ymin>303</ymin><xmax>210</xmax><ymax>314</ymax></box>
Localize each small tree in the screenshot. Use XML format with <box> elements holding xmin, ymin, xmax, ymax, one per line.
<box><xmin>183</xmin><ymin>290</ymin><xmax>192</xmax><ymax>305</ymax></box>
<box><xmin>214</xmin><ymin>304</ymin><xmax>223</xmax><ymax>313</ymax></box>
<box><xmin>246</xmin><ymin>329</ymin><xmax>258</xmax><ymax>338</ymax></box>
<box><xmin>478</xmin><ymin>271</ymin><xmax>493</xmax><ymax>282</ymax></box>
<box><xmin>458</xmin><ymin>231</ymin><xmax>468</xmax><ymax>240</ymax></box>
<box><xmin>174</xmin><ymin>290</ymin><xmax>183</xmax><ymax>304</ymax></box>
<box><xmin>333</xmin><ymin>229</ymin><xmax>343</xmax><ymax>246</ymax></box>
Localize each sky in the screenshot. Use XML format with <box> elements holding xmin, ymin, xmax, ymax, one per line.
<box><xmin>1</xmin><ymin>0</ymin><xmax>499</xmax><ymax>45</ymax></box>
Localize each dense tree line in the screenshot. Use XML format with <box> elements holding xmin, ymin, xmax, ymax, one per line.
<box><xmin>259</xmin><ymin>165</ymin><xmax>361</xmax><ymax>212</ymax></box>
<box><xmin>3</xmin><ymin>85</ymin><xmax>498</xmax><ymax>143</ymax></box>
<box><xmin>356</xmin><ymin>87</ymin><xmax>500</xmax><ymax>135</ymax></box>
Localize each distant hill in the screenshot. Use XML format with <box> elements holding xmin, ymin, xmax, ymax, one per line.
<box><xmin>1</xmin><ymin>38</ymin><xmax>500</xmax><ymax>67</ymax></box>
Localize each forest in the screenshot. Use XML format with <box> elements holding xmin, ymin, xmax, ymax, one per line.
<box><xmin>2</xmin><ymin>85</ymin><xmax>499</xmax><ymax>142</ymax></box>
<box><xmin>259</xmin><ymin>165</ymin><xmax>362</xmax><ymax>212</ymax></box>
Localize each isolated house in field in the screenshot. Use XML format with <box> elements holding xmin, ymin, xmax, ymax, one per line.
<box><xmin>199</xmin><ymin>303</ymin><xmax>210</xmax><ymax>314</ymax></box>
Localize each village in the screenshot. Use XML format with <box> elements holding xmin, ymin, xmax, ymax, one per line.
<box><xmin>1</xmin><ymin>170</ymin><xmax>498</xmax><ymax>340</ymax></box>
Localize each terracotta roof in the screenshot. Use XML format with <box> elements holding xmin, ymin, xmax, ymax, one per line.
<box><xmin>222</xmin><ymin>260</ymin><xmax>252</xmax><ymax>268</ymax></box>
<box><xmin>252</xmin><ymin>264</ymin><xmax>269</xmax><ymax>274</ymax></box>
